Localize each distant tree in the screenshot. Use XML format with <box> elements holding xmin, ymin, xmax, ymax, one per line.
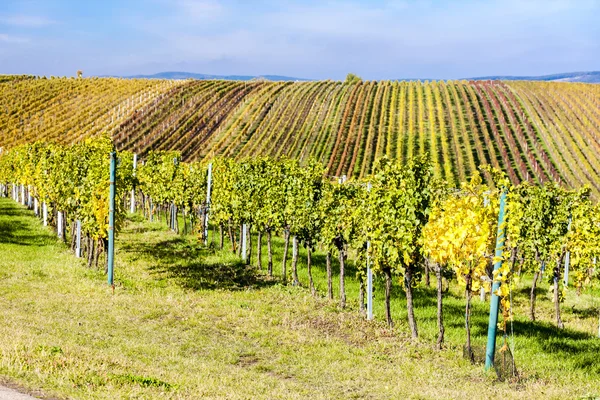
<box><xmin>345</xmin><ymin>73</ymin><xmax>363</xmax><ymax>84</ymax></box>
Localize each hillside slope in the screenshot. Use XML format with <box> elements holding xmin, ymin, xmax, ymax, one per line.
<box><xmin>470</xmin><ymin>71</ymin><xmax>600</xmax><ymax>83</ymax></box>
<box><xmin>123</xmin><ymin>71</ymin><xmax>309</xmax><ymax>81</ymax></box>
<box><xmin>1</xmin><ymin>77</ymin><xmax>599</xmax><ymax>196</ymax></box>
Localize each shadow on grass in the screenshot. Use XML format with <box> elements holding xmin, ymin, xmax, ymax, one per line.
<box><xmin>0</xmin><ymin>202</ymin><xmax>54</xmax><ymax>246</ymax></box>
<box><xmin>120</xmin><ymin>236</ymin><xmax>276</xmax><ymax>291</ymax></box>
<box><xmin>121</xmin><ymin>219</ymin><xmax>600</xmax><ymax>374</ymax></box>
<box><xmin>469</xmin><ymin>314</ymin><xmax>600</xmax><ymax>373</ymax></box>
<box><xmin>569</xmin><ymin>305</ymin><xmax>600</xmax><ymax>319</ymax></box>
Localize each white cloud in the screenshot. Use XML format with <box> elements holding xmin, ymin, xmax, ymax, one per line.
<box><xmin>177</xmin><ymin>0</ymin><xmax>224</xmax><ymax>19</ymax></box>
<box><xmin>79</xmin><ymin>0</ymin><xmax>600</xmax><ymax>78</ymax></box>
<box><xmin>0</xmin><ymin>14</ymin><xmax>56</xmax><ymax>28</ymax></box>
<box><xmin>0</xmin><ymin>33</ymin><xmax>30</xmax><ymax>44</ymax></box>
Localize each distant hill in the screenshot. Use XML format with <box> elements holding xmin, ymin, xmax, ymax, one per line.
<box><xmin>469</xmin><ymin>71</ymin><xmax>600</xmax><ymax>83</ymax></box>
<box><xmin>123</xmin><ymin>71</ymin><xmax>310</xmax><ymax>82</ymax></box>
<box><xmin>119</xmin><ymin>70</ymin><xmax>600</xmax><ymax>83</ymax></box>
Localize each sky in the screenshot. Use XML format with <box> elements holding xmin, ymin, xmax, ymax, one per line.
<box><xmin>0</xmin><ymin>0</ymin><xmax>599</xmax><ymax>80</ymax></box>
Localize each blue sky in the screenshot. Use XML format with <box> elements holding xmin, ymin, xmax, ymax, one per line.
<box><xmin>0</xmin><ymin>0</ymin><xmax>598</xmax><ymax>79</ymax></box>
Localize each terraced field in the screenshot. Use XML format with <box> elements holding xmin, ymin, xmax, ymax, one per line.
<box><xmin>1</xmin><ymin>76</ymin><xmax>599</xmax><ymax>195</ymax></box>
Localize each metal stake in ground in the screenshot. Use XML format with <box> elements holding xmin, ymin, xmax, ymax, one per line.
<box><xmin>107</xmin><ymin>151</ymin><xmax>117</xmax><ymax>287</ymax></box>
<box><xmin>204</xmin><ymin>163</ymin><xmax>213</xmax><ymax>246</ymax></box>
<box><xmin>485</xmin><ymin>189</ymin><xmax>507</xmax><ymax>371</ymax></box>
<box><xmin>130</xmin><ymin>153</ymin><xmax>137</xmax><ymax>214</ymax></box>
<box><xmin>366</xmin><ymin>182</ymin><xmax>373</xmax><ymax>321</ymax></box>
<box><xmin>57</xmin><ymin>211</ymin><xmax>63</xmax><ymax>239</ymax></box>
<box><xmin>76</xmin><ymin>220</ymin><xmax>82</xmax><ymax>258</ymax></box>
<box><xmin>242</xmin><ymin>223</ymin><xmax>248</xmax><ymax>263</ymax></box>
<box><xmin>563</xmin><ymin>214</ymin><xmax>572</xmax><ymax>286</ymax></box>
<box><xmin>43</xmin><ymin>202</ymin><xmax>48</xmax><ymax>226</ymax></box>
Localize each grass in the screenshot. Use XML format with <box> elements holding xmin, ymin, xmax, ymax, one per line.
<box><xmin>1</xmin><ymin>197</ymin><xmax>600</xmax><ymax>399</ymax></box>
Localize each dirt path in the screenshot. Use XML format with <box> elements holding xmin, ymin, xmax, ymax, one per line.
<box><xmin>0</xmin><ymin>385</ymin><xmax>39</xmax><ymax>400</ymax></box>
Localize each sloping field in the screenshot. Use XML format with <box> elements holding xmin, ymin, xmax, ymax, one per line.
<box><xmin>1</xmin><ymin>76</ymin><xmax>599</xmax><ymax>195</ymax></box>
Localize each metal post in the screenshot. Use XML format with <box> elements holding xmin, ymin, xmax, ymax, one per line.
<box><xmin>367</xmin><ymin>241</ymin><xmax>373</xmax><ymax>320</ymax></box>
<box><xmin>43</xmin><ymin>202</ymin><xmax>48</xmax><ymax>226</ymax></box>
<box><xmin>130</xmin><ymin>153</ymin><xmax>137</xmax><ymax>214</ymax></box>
<box><xmin>540</xmin><ymin>260</ymin><xmax>546</xmax><ymax>278</ymax></box>
<box><xmin>204</xmin><ymin>163</ymin><xmax>213</xmax><ymax>246</ymax></box>
<box><xmin>57</xmin><ymin>211</ymin><xmax>63</xmax><ymax>238</ymax></box>
<box><xmin>174</xmin><ymin>204</ymin><xmax>177</xmax><ymax>231</ymax></box>
<box><xmin>366</xmin><ymin>182</ymin><xmax>373</xmax><ymax>320</ymax></box>
<box><xmin>564</xmin><ymin>214</ymin><xmax>572</xmax><ymax>286</ymax></box>
<box><xmin>170</xmin><ymin>203</ymin><xmax>175</xmax><ymax>230</ymax></box>
<box><xmin>242</xmin><ymin>223</ymin><xmax>248</xmax><ymax>263</ymax></box>
<box><xmin>563</xmin><ymin>252</ymin><xmax>571</xmax><ymax>286</ymax></box>
<box><xmin>75</xmin><ymin>220</ymin><xmax>82</xmax><ymax>258</ymax></box>
<box><xmin>107</xmin><ymin>152</ymin><xmax>116</xmax><ymax>287</ymax></box>
<box><xmin>485</xmin><ymin>190</ymin><xmax>507</xmax><ymax>370</ymax></box>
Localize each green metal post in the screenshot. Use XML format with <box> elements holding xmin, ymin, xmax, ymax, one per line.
<box><xmin>107</xmin><ymin>151</ymin><xmax>116</xmax><ymax>287</ymax></box>
<box><xmin>485</xmin><ymin>190</ymin><xmax>507</xmax><ymax>370</ymax></box>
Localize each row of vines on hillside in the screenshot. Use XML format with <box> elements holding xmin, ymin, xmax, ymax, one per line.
<box><xmin>1</xmin><ymin>139</ymin><xmax>599</xmax><ymax>355</ymax></box>
<box><xmin>120</xmin><ymin>151</ymin><xmax>600</xmax><ymax>352</ymax></box>
<box><xmin>3</xmin><ymin>78</ymin><xmax>600</xmax><ymax>197</ymax></box>
<box><xmin>0</xmin><ymin>136</ymin><xmax>134</xmax><ymax>267</ymax></box>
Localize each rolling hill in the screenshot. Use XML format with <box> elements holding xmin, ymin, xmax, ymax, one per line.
<box><xmin>1</xmin><ymin>76</ymin><xmax>599</xmax><ymax>198</ymax></box>
<box><xmin>120</xmin><ymin>70</ymin><xmax>600</xmax><ymax>83</ymax></box>
<box><xmin>470</xmin><ymin>71</ymin><xmax>600</xmax><ymax>83</ymax></box>
<box><xmin>122</xmin><ymin>71</ymin><xmax>309</xmax><ymax>81</ymax></box>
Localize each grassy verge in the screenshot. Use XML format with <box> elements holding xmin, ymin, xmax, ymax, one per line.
<box><xmin>1</xmin><ymin>197</ymin><xmax>599</xmax><ymax>399</ymax></box>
